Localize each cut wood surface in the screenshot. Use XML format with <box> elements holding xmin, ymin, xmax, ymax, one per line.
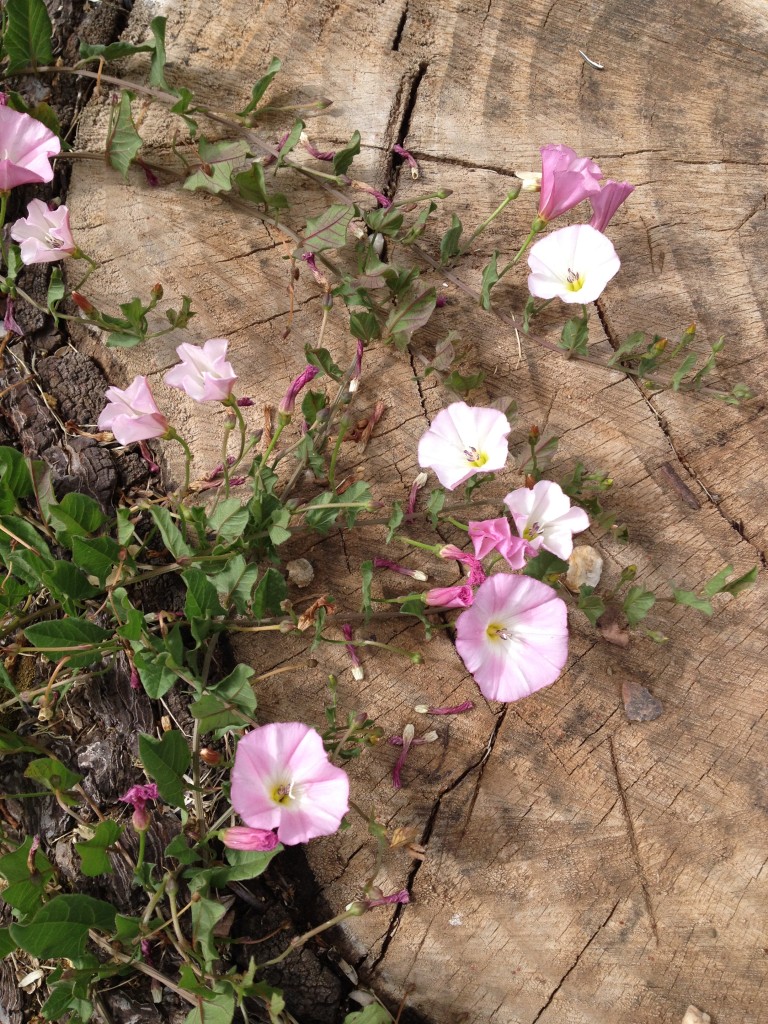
<box><xmin>67</xmin><ymin>0</ymin><xmax>768</xmax><ymax>1021</ymax></box>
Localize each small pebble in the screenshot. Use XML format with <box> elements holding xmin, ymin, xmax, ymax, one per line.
<box><xmin>682</xmin><ymin>1008</ymin><xmax>711</xmax><ymax>1024</ymax></box>
<box><xmin>566</xmin><ymin>545</ymin><xmax>603</xmax><ymax>590</ymax></box>
<box><xmin>287</xmin><ymin>558</ymin><xmax>314</xmax><ymax>588</ymax></box>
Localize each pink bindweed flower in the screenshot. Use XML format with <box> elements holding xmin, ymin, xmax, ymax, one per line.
<box><xmin>439</xmin><ymin>545</ymin><xmax>486</xmax><ymax>586</ymax></box>
<box><xmin>424</xmin><ymin>584</ymin><xmax>474</xmax><ymax>608</ymax></box>
<box><xmin>230</xmin><ymin>723</ymin><xmax>349</xmax><ymax>845</ymax></box>
<box><xmin>374</xmin><ymin>556</ymin><xmax>427</xmax><ymax>582</ymax></box>
<box><xmin>98</xmin><ymin>376</ymin><xmax>170</xmax><ymax>445</ymax></box>
<box><xmin>0</xmin><ymin>106</ymin><xmax>61</xmax><ymax>191</ymax></box>
<box><xmin>455</xmin><ymin>574</ymin><xmax>568</xmax><ymax>702</ymax></box>
<box><xmin>220</xmin><ymin>826</ymin><xmax>280</xmax><ymax>851</ymax></box>
<box><xmin>278</xmin><ymin>365</ymin><xmax>320</xmax><ymax>422</ymax></box>
<box><xmin>527</xmin><ymin>224</ymin><xmax>620</xmax><ymax>304</ymax></box>
<box><xmin>504</xmin><ymin>480</ymin><xmax>590</xmax><ymax>559</ymax></box>
<box><xmin>120</xmin><ymin>782</ymin><xmax>160</xmax><ymax>832</ymax></box>
<box><xmin>418</xmin><ymin>402</ymin><xmax>511</xmax><ymax>491</ymax></box>
<box><xmin>163</xmin><ymin>338</ymin><xmax>238</xmax><ymax>402</ymax></box>
<box><xmin>589</xmin><ymin>179</ymin><xmax>635</xmax><ymax>233</ymax></box>
<box><xmin>468</xmin><ymin>517</ymin><xmax>532</xmax><ymax>570</ymax></box>
<box><xmin>10</xmin><ymin>200</ymin><xmax>76</xmax><ymax>264</ymax></box>
<box><xmin>537</xmin><ymin>144</ymin><xmax>603</xmax><ymax>224</ymax></box>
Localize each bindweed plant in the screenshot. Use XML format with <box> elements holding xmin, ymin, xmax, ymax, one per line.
<box><xmin>0</xmin><ymin>3</ymin><xmax>758</xmax><ymax>1023</ymax></box>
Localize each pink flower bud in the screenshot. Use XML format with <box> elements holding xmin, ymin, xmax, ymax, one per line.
<box><xmin>424</xmin><ymin>584</ymin><xmax>474</xmax><ymax>608</ymax></box>
<box><xmin>278</xmin><ymin>365</ymin><xmax>321</xmax><ymax>422</ymax></box>
<box><xmin>220</xmin><ymin>826</ymin><xmax>280</xmax><ymax>851</ymax></box>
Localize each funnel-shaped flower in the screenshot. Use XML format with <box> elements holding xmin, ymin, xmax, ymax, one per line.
<box><xmin>418</xmin><ymin>402</ymin><xmax>510</xmax><ymax>490</ymax></box>
<box><xmin>538</xmin><ymin>144</ymin><xmax>602</xmax><ymax>223</ymax></box>
<box><xmin>0</xmin><ymin>106</ymin><xmax>61</xmax><ymax>191</ymax></box>
<box><xmin>10</xmin><ymin>200</ymin><xmax>76</xmax><ymax>264</ymax></box>
<box><xmin>589</xmin><ymin>180</ymin><xmax>635</xmax><ymax>233</ymax></box>
<box><xmin>527</xmin><ymin>224</ymin><xmax>620</xmax><ymax>304</ymax></box>
<box><xmin>504</xmin><ymin>480</ymin><xmax>589</xmax><ymax>559</ymax></box>
<box><xmin>455</xmin><ymin>574</ymin><xmax>568</xmax><ymax>702</ymax></box>
<box><xmin>164</xmin><ymin>338</ymin><xmax>237</xmax><ymax>402</ymax></box>
<box><xmin>98</xmin><ymin>376</ymin><xmax>169</xmax><ymax>445</ymax></box>
<box><xmin>230</xmin><ymin>723</ymin><xmax>349</xmax><ymax>845</ymax></box>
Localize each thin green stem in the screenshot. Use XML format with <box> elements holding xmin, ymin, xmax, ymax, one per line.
<box><xmin>135</xmin><ymin>829</ymin><xmax>147</xmax><ymax>875</ymax></box>
<box><xmin>497</xmin><ymin>222</ymin><xmax>542</xmax><ymax>280</ymax></box>
<box><xmin>463</xmin><ymin>186</ymin><xmax>522</xmax><ymax>250</ymax></box>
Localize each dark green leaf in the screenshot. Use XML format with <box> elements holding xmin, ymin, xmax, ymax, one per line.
<box><xmin>0</xmin><ymin>447</ymin><xmax>33</xmax><ymax>509</ymax></box>
<box><xmin>207</xmin><ymin>498</ymin><xmax>249</xmax><ymax>544</ymax></box>
<box><xmin>5</xmin><ymin>0</ymin><xmax>53</xmax><ymax>72</ymax></box>
<box><xmin>25</xmin><ymin>756</ymin><xmax>82</xmax><ymax>793</ymax></box>
<box><xmin>305</xmin><ymin>345</ymin><xmax>342</xmax><ymax>380</ymax></box>
<box><xmin>24</xmin><ymin>618</ymin><xmax>113</xmax><ymax>667</ymax></box>
<box><xmin>210</xmin><ymin>555</ymin><xmax>259</xmax><ymax>614</ymax></box>
<box><xmin>703</xmin><ymin>564</ymin><xmax>734</xmax><ymax>598</ymax></box>
<box><xmin>607</xmin><ymin>330</ymin><xmax>647</xmax><ymax>366</ymax></box>
<box><xmin>479</xmin><ymin>250</ymin><xmax>499</xmax><ymax>311</ymax></box>
<box><xmin>623</xmin><ymin>585</ymin><xmax>656</xmax><ymax>627</ymax></box>
<box><xmin>106</xmin><ymin>331</ymin><xmax>142</xmax><ymax>348</ymax></box>
<box><xmin>349</xmin><ymin>311</ymin><xmax>380</xmax><ymax>342</ymax></box>
<box><xmin>108</xmin><ymin>91</ymin><xmax>142</xmax><ymax>180</ymax></box>
<box><xmin>439</xmin><ymin>213</ymin><xmax>463</xmax><ymax>264</ymax></box>
<box><xmin>401</xmin><ymin>201</ymin><xmax>436</xmax><ymax>245</ymax></box>
<box><xmin>577</xmin><ymin>587</ymin><xmax>606</xmax><ymax>626</ymax></box>
<box><xmin>301</xmin><ymin>389</ymin><xmax>327</xmax><ymax>427</ymax></box>
<box><xmin>300</xmin><ymin>203</ymin><xmax>354</xmax><ymax>254</ymax></box>
<box><xmin>75</xmin><ymin>820</ymin><xmax>123</xmax><ymax>877</ymax></box>
<box><xmin>190</xmin><ymin>664</ymin><xmax>256</xmax><ymax>733</ymax></box>
<box><xmin>444</xmin><ymin>368</ymin><xmax>485</xmax><ymax>397</ymax></box>
<box><xmin>10</xmin><ymin>894</ymin><xmax>116</xmax><ymax>959</ymax></box>
<box><xmin>191</xmin><ymin>896</ymin><xmax>226</xmax><ymax>966</ymax></box>
<box><xmin>133</xmin><ymin>649</ymin><xmax>177</xmax><ymax>699</ymax></box>
<box><xmin>0</xmin><ymin>929</ymin><xmax>16</xmax><ymax>957</ymax></box>
<box><xmin>671</xmin><ymin>352</ymin><xmax>698</xmax><ymax>391</ymax></box>
<box><xmin>238</xmin><ymin>57</ymin><xmax>282</xmax><ymax>116</ymax></box>
<box><xmin>333</xmin><ymin>130</ymin><xmax>361</xmax><ymax>176</ymax></box>
<box><xmin>0</xmin><ymin>836</ymin><xmax>54</xmax><ymax>884</ymax></box>
<box><xmin>559</xmin><ymin>314</ymin><xmax>590</xmax><ymax>357</ymax></box>
<box><xmin>522</xmin><ymin>550</ymin><xmax>569</xmax><ymax>582</ymax></box>
<box><xmin>251</xmin><ymin>567</ymin><xmax>287</xmax><ymax>618</ymax></box>
<box><xmin>42</xmin><ymin>561</ymin><xmax>99</xmax><ymax>603</ymax></box>
<box><xmin>70</xmin><ymin>535</ymin><xmax>122</xmax><ymax>584</ymax></box>
<box><xmin>138</xmin><ymin>731</ymin><xmax>190</xmax><ymax>808</ymax></box>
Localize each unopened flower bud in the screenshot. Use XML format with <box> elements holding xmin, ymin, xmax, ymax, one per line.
<box><xmin>71</xmin><ymin>292</ymin><xmax>95</xmax><ymax>314</ymax></box>
<box><xmin>151</xmin><ymin>283</ymin><xmax>163</xmax><ymax>301</ymax></box>
<box><xmin>200</xmin><ymin>748</ymin><xmax>222</xmax><ymax>766</ymax></box>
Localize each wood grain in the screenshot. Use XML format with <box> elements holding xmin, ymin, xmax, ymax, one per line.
<box><xmin>66</xmin><ymin>0</ymin><xmax>768</xmax><ymax>1020</ymax></box>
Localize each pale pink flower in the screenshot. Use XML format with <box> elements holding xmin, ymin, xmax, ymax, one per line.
<box><xmin>10</xmin><ymin>200</ymin><xmax>76</xmax><ymax>264</ymax></box>
<box><xmin>504</xmin><ymin>480</ymin><xmax>589</xmax><ymax>559</ymax></box>
<box><xmin>0</xmin><ymin>106</ymin><xmax>61</xmax><ymax>191</ymax></box>
<box><xmin>424</xmin><ymin>584</ymin><xmax>474</xmax><ymax>608</ymax></box>
<box><xmin>527</xmin><ymin>224</ymin><xmax>620</xmax><ymax>304</ymax></box>
<box><xmin>98</xmin><ymin>376</ymin><xmax>170</xmax><ymax>445</ymax></box>
<box><xmin>230</xmin><ymin>723</ymin><xmax>349</xmax><ymax>845</ymax></box>
<box><xmin>455</xmin><ymin>574</ymin><xmax>568</xmax><ymax>702</ymax></box>
<box><xmin>418</xmin><ymin>402</ymin><xmax>511</xmax><ymax>490</ymax></box>
<box><xmin>468</xmin><ymin>517</ymin><xmax>532</xmax><ymax>569</ymax></box>
<box><xmin>163</xmin><ymin>338</ymin><xmax>237</xmax><ymax>402</ymax></box>
<box><xmin>589</xmin><ymin>180</ymin><xmax>635</xmax><ymax>233</ymax></box>
<box><xmin>220</xmin><ymin>826</ymin><xmax>280</xmax><ymax>851</ymax></box>
<box><xmin>537</xmin><ymin>144</ymin><xmax>602</xmax><ymax>223</ymax></box>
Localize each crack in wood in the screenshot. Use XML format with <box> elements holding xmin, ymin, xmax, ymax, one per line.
<box><xmin>528</xmin><ymin>897</ymin><xmax>622</xmax><ymax>1024</ymax></box>
<box><xmin>608</xmin><ymin>736</ymin><xmax>659</xmax><ymax>944</ymax></box>
<box><xmin>391</xmin><ymin>2</ymin><xmax>409</xmax><ymax>51</ymax></box>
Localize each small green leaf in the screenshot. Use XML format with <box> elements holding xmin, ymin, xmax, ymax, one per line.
<box><xmin>207</xmin><ymin>498</ymin><xmax>249</xmax><ymax>544</ymax></box>
<box><xmin>148</xmin><ymin>16</ymin><xmax>170</xmax><ymax>90</ymax></box>
<box><xmin>46</xmin><ymin>266</ymin><xmax>65</xmax><ymax>318</ymax></box>
<box><xmin>522</xmin><ymin>550</ymin><xmax>569</xmax><ymax>582</ymax></box>
<box><xmin>149</xmin><ymin>506</ymin><xmax>192</xmax><ymax>560</ymax></box>
<box><xmin>42</xmin><ymin>561</ymin><xmax>99</xmax><ymax>603</ymax></box>
<box><xmin>384</xmin><ymin>287</ymin><xmax>436</xmax><ymax>350</ymax></box>
<box><xmin>401</xmin><ymin>201</ymin><xmax>436</xmax><ymax>245</ymax></box>
<box><xmin>190</xmin><ymin>664</ymin><xmax>256</xmax><ymax>733</ymax></box>
<box><xmin>577</xmin><ymin>587</ymin><xmax>606</xmax><ymax>627</ymax></box>
<box><xmin>439</xmin><ymin>213</ymin><xmax>463</xmax><ymax>264</ymax></box>
<box><xmin>238</xmin><ymin>56</ymin><xmax>282</xmax><ymax>116</ymax></box>
<box><xmin>25</xmin><ymin>757</ymin><xmax>83</xmax><ymax>793</ymax></box>
<box><xmin>108</xmin><ymin>91</ymin><xmax>142</xmax><ymax>180</ymax></box>
<box><xmin>344</xmin><ymin>1004</ymin><xmax>395</xmax><ymax>1024</ymax></box>
<box><xmin>720</xmin><ymin>565</ymin><xmax>758</xmax><ymax>597</ymax></box>
<box><xmin>191</xmin><ymin>896</ymin><xmax>226</xmax><ymax>967</ymax></box>
<box><xmin>479</xmin><ymin>250</ymin><xmax>499</xmax><ymax>310</ymax></box>
<box><xmin>305</xmin><ymin>345</ymin><xmax>342</xmax><ymax>380</ymax></box>
<box><xmin>210</xmin><ymin>555</ymin><xmax>259</xmax><ymax>614</ymax></box>
<box><xmin>623</xmin><ymin>585</ymin><xmax>656</xmax><ymax>627</ymax></box>
<box><xmin>703</xmin><ymin>564</ymin><xmax>734</xmax><ymax>598</ymax></box>
<box><xmin>386</xmin><ymin>501</ymin><xmax>404</xmax><ymax>543</ymax></box>
<box><xmin>70</xmin><ymin>535</ymin><xmax>122</xmax><ymax>584</ymax></box>
<box><xmin>251</xmin><ymin>567</ymin><xmax>287</xmax><ymax>618</ymax></box>
<box><xmin>183</xmin><ymin>567</ymin><xmax>226</xmax><ymax>642</ymax></box>
<box><xmin>300</xmin><ymin>203</ymin><xmax>355</xmax><ymax>254</ymax></box>
<box><xmin>183</xmin><ymin>989</ymin><xmax>236</xmax><ymax>1024</ymax></box>
<box><xmin>10</xmin><ymin>894</ymin><xmax>116</xmax><ymax>959</ymax></box>
<box><xmin>360</xmin><ymin>559</ymin><xmax>373</xmax><ymax>623</ymax></box>
<box><xmin>426</xmin><ymin>487</ymin><xmax>445</xmax><ymax>525</ymax></box>
<box><xmin>559</xmin><ymin>314</ymin><xmax>590</xmax><ymax>357</ymax></box>
<box><xmin>184</xmin><ymin>137</ymin><xmax>249</xmax><ymax>194</ymax></box>
<box><xmin>138</xmin><ymin>731</ymin><xmax>190</xmax><ymax>808</ymax></box>
<box><xmin>79</xmin><ymin>40</ymin><xmax>154</xmax><ymax>62</ymax></box>
<box><xmin>276</xmin><ymin>118</ymin><xmax>304</xmax><ymax>167</ymax></box>
<box><xmin>349</xmin><ymin>311</ymin><xmax>380</xmax><ymax>342</ymax></box>
<box><xmin>55</xmin><ymin>492</ymin><xmax>107</xmax><ymax>534</ymax></box>
<box><xmin>24</xmin><ymin>618</ymin><xmax>114</xmax><ymax>667</ymax></box>
<box><xmin>234</xmin><ymin>162</ymin><xmax>269</xmax><ymax>204</ymax></box>
<box><xmin>75</xmin><ymin>820</ymin><xmax>123</xmax><ymax>877</ymax></box>
<box><xmin>671</xmin><ymin>352</ymin><xmax>698</xmax><ymax>391</ymax></box>
<box><xmin>672</xmin><ymin>588</ymin><xmax>713</xmax><ymax>615</ymax></box>
<box><xmin>0</xmin><ymin>447</ymin><xmax>33</xmax><ymax>510</ymax></box>
<box><xmin>332</xmin><ymin>130</ymin><xmax>361</xmax><ymax>176</ymax></box>
<box><xmin>5</xmin><ymin>0</ymin><xmax>54</xmax><ymax>72</ymax></box>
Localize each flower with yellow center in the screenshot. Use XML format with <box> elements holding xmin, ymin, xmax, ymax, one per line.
<box><xmin>527</xmin><ymin>223</ymin><xmax>620</xmax><ymax>304</ymax></box>
<box><xmin>418</xmin><ymin>401</ymin><xmax>511</xmax><ymax>490</ymax></box>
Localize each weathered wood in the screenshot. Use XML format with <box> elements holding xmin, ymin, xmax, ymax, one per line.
<box><xmin>67</xmin><ymin>0</ymin><xmax>768</xmax><ymax>1021</ymax></box>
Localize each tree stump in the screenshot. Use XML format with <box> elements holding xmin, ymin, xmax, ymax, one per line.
<box><xmin>67</xmin><ymin>1</ymin><xmax>768</xmax><ymax>1021</ymax></box>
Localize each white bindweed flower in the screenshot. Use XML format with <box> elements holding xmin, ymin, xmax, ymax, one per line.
<box><xmin>418</xmin><ymin>402</ymin><xmax>511</xmax><ymax>490</ymax></box>
<box><xmin>527</xmin><ymin>224</ymin><xmax>620</xmax><ymax>304</ymax></box>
